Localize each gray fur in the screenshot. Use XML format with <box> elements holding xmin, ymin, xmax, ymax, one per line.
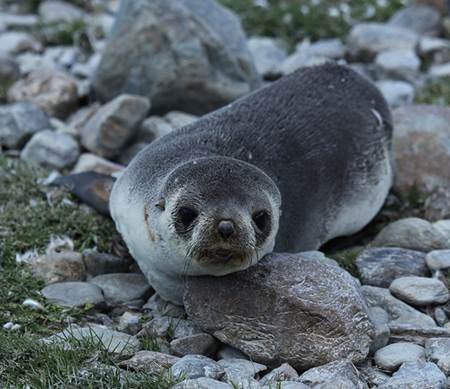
<box><xmin>110</xmin><ymin>63</ymin><xmax>392</xmax><ymax>303</ymax></box>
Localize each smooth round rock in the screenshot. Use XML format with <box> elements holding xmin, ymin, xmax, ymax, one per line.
<box><xmin>172</xmin><ymin>378</ymin><xmax>233</xmax><ymax>389</ymax></box>
<box><xmin>390</xmin><ymin>276</ymin><xmax>449</xmax><ymax>306</ymax></box>
<box><xmin>171</xmin><ymin>355</ymin><xmax>225</xmax><ymax>380</ymax></box>
<box><xmin>41</xmin><ymin>281</ymin><xmax>104</xmax><ymax>308</ymax></box>
<box><xmin>170</xmin><ymin>333</ymin><xmax>219</xmax><ymax>357</ymax></box>
<box><xmin>374</xmin><ymin>342</ymin><xmax>425</xmax><ymax>371</ymax></box>
<box><xmin>425</xmin><ymin>338</ymin><xmax>450</xmax><ymax>375</ymax></box>
<box><xmin>426</xmin><ymin>250</ymin><xmax>450</xmax><ymax>271</ymax></box>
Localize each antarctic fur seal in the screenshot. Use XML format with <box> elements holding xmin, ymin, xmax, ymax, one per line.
<box><xmin>110</xmin><ymin>63</ymin><xmax>393</xmax><ymax>304</ymax></box>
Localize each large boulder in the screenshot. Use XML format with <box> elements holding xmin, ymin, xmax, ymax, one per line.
<box><xmin>393</xmin><ymin>105</ymin><xmax>450</xmax><ymax>194</ymax></box>
<box><xmin>93</xmin><ymin>0</ymin><xmax>260</xmax><ymax>115</ymax></box>
<box><xmin>184</xmin><ymin>252</ymin><xmax>373</xmax><ymax>370</ymax></box>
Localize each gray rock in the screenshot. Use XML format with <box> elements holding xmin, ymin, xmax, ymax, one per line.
<box><xmin>419</xmin><ymin>36</ymin><xmax>450</xmax><ymax>56</ymax></box>
<box><xmin>278</xmin><ymin>51</ymin><xmax>329</xmax><ymax>76</ymax></box>
<box><xmin>171</xmin><ymin>355</ymin><xmax>225</xmax><ymax>380</ymax></box>
<box><xmin>117</xmin><ymin>141</ymin><xmax>148</xmax><ymax>165</ymax></box>
<box><xmin>262</xmin><ymin>383</ymin><xmax>309</xmax><ymax>389</ymax></box>
<box><xmin>72</xmin><ymin>154</ymin><xmax>124</xmax><ymax>176</ymax></box>
<box><xmin>362</xmin><ymin>285</ymin><xmax>436</xmax><ymax>328</ymax></box>
<box><xmin>375</xmin><ymin>49</ymin><xmax>420</xmax><ymax>81</ymax></box>
<box><xmin>170</xmin><ymin>333</ymin><xmax>219</xmax><ymax>357</ymax></box>
<box><xmin>358</xmin><ymin>366</ymin><xmax>390</xmax><ymax>387</ymax></box>
<box><xmin>172</xmin><ymin>378</ymin><xmax>233</xmax><ymax>389</ymax></box>
<box><xmin>374</xmin><ymin>342</ymin><xmax>425</xmax><ymax>371</ymax></box>
<box><xmin>427</xmin><ymin>250</ymin><xmax>450</xmax><ymax>271</ymax></box>
<box><xmin>389</xmin><ymin>325</ymin><xmax>450</xmax><ymax>345</ymax></box>
<box><xmin>372</xmin><ymin>218</ymin><xmax>450</xmax><ymax>252</ymax></box>
<box><xmin>369</xmin><ymin>307</ymin><xmax>390</xmax><ymax>353</ymax></box>
<box><xmin>425</xmin><ymin>338</ymin><xmax>450</xmax><ymax>375</ymax></box>
<box><xmin>218</xmin><ymin>358</ymin><xmax>266</xmax><ymax>385</ymax></box>
<box><xmin>94</xmin><ymin>0</ymin><xmax>260</xmax><ymax>115</ymax></box>
<box><xmin>138</xmin><ymin>116</ymin><xmax>173</xmax><ymax>142</ymax></box>
<box><xmin>117</xmin><ymin>311</ymin><xmax>142</xmax><ymax>335</ymax></box>
<box><xmin>0</xmin><ymin>102</ymin><xmax>50</xmax><ymax>149</ymax></box>
<box><xmin>259</xmin><ymin>363</ymin><xmax>298</xmax><ymax>386</ymax></box>
<box><xmin>356</xmin><ymin>248</ymin><xmax>428</xmax><ymax>287</ymax></box>
<box><xmin>45</xmin><ymin>324</ymin><xmax>140</xmax><ymax>354</ymax></box>
<box><xmin>0</xmin><ymin>31</ymin><xmax>42</xmax><ymax>57</ymax></box>
<box><xmin>139</xmin><ymin>316</ymin><xmax>172</xmax><ymax>338</ymax></box>
<box><xmin>119</xmin><ymin>350</ymin><xmax>179</xmax><ymax>374</ymax></box>
<box><xmin>425</xmin><ymin>187</ymin><xmax>450</xmax><ymax>222</ymax></box>
<box><xmin>164</xmin><ymin>111</ymin><xmax>199</xmax><ymax>129</ymax></box>
<box><xmin>434</xmin><ymin>220</ymin><xmax>450</xmax><ymax>239</ymax></box>
<box><xmin>217</xmin><ymin>345</ymin><xmax>249</xmax><ymax>361</ymax></box>
<box><xmin>82</xmin><ymin>250</ymin><xmax>130</xmax><ymax>277</ymax></box>
<box><xmin>297</xmin><ymin>38</ymin><xmax>345</xmax><ymax>59</ymax></box>
<box><xmin>390</xmin><ymin>276</ymin><xmax>449</xmax><ymax>306</ymax></box>
<box><xmin>8</xmin><ymin>70</ymin><xmax>78</xmax><ymax>119</ymax></box>
<box><xmin>24</xmin><ymin>251</ymin><xmax>85</xmax><ymax>284</ymax></box>
<box><xmin>434</xmin><ymin>307</ymin><xmax>448</xmax><ymax>326</ymax></box>
<box><xmin>429</xmin><ymin>62</ymin><xmax>450</xmax><ymax>78</ymax></box>
<box><xmin>143</xmin><ymin>293</ymin><xmax>186</xmax><ymax>319</ymax></box>
<box><xmin>38</xmin><ymin>0</ymin><xmax>85</xmax><ymax>23</ymax></box>
<box><xmin>393</xmin><ymin>105</ymin><xmax>450</xmax><ymax>194</ymax></box>
<box><xmin>0</xmin><ymin>13</ymin><xmax>39</xmax><ymax>30</ymax></box>
<box><xmin>90</xmin><ymin>273</ymin><xmax>152</xmax><ymax>304</ymax></box>
<box><xmin>298</xmin><ymin>360</ymin><xmax>366</xmax><ymax>389</ymax></box>
<box><xmin>378</xmin><ymin>361</ymin><xmax>446</xmax><ymax>389</ymax></box>
<box><xmin>388</xmin><ymin>5</ymin><xmax>442</xmax><ymax>36</ymax></box>
<box><xmin>248</xmin><ymin>36</ymin><xmax>287</xmax><ymax>77</ymax></box>
<box><xmin>41</xmin><ymin>281</ymin><xmax>104</xmax><ymax>308</ymax></box>
<box><xmin>347</xmin><ymin>23</ymin><xmax>418</xmax><ymax>60</ymax></box>
<box><xmin>80</xmin><ymin>94</ymin><xmax>150</xmax><ymax>158</ymax></box>
<box><xmin>21</xmin><ymin>130</ymin><xmax>80</xmax><ymax>169</ymax></box>
<box><xmin>0</xmin><ymin>55</ymin><xmax>19</xmax><ymax>95</ymax></box>
<box><xmin>184</xmin><ymin>252</ymin><xmax>373</xmax><ymax>370</ymax></box>
<box><xmin>375</xmin><ymin>80</ymin><xmax>414</xmax><ymax>108</ymax></box>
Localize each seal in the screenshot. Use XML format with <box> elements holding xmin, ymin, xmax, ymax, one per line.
<box><xmin>110</xmin><ymin>63</ymin><xmax>393</xmax><ymax>304</ymax></box>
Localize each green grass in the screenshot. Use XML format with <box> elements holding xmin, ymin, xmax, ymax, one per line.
<box><xmin>219</xmin><ymin>0</ymin><xmax>406</xmax><ymax>46</ymax></box>
<box><xmin>416</xmin><ymin>77</ymin><xmax>450</xmax><ymax>106</ymax></box>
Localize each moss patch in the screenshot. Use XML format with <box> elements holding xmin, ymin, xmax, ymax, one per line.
<box><xmin>416</xmin><ymin>77</ymin><xmax>450</xmax><ymax>105</ymax></box>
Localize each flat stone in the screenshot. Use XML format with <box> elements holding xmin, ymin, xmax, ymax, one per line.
<box><xmin>0</xmin><ymin>13</ymin><xmax>39</xmax><ymax>29</ymax></box>
<box><xmin>419</xmin><ymin>36</ymin><xmax>450</xmax><ymax>56</ymax></box>
<box><xmin>378</xmin><ymin>361</ymin><xmax>446</xmax><ymax>389</ymax></box>
<box><xmin>90</xmin><ymin>273</ymin><xmax>152</xmax><ymax>304</ymax></box>
<box><xmin>21</xmin><ymin>130</ymin><xmax>80</xmax><ymax>169</ymax></box>
<box><xmin>278</xmin><ymin>51</ymin><xmax>328</xmax><ymax>76</ymax></box>
<box><xmin>296</xmin><ymin>38</ymin><xmax>345</xmax><ymax>59</ymax></box>
<box><xmin>80</xmin><ymin>94</ymin><xmax>150</xmax><ymax>158</ymax></box>
<box><xmin>82</xmin><ymin>250</ymin><xmax>130</xmax><ymax>277</ymax></box>
<box><xmin>434</xmin><ymin>307</ymin><xmax>448</xmax><ymax>326</ymax></box>
<box><xmin>218</xmin><ymin>358</ymin><xmax>266</xmax><ymax>386</ymax></box>
<box><xmin>429</xmin><ymin>62</ymin><xmax>450</xmax><ymax>78</ymax></box>
<box><xmin>138</xmin><ymin>116</ymin><xmax>173</xmax><ymax>143</ymax></box>
<box><xmin>143</xmin><ymin>293</ymin><xmax>186</xmax><ymax>319</ymax></box>
<box><xmin>172</xmin><ymin>378</ymin><xmax>233</xmax><ymax>389</ymax></box>
<box><xmin>362</xmin><ymin>286</ymin><xmax>436</xmax><ymax>328</ymax></box>
<box><xmin>388</xmin><ymin>325</ymin><xmax>450</xmax><ymax>345</ymax></box>
<box><xmin>38</xmin><ymin>0</ymin><xmax>85</xmax><ymax>23</ymax></box>
<box><xmin>248</xmin><ymin>36</ymin><xmax>288</xmax><ymax>77</ymax></box>
<box><xmin>259</xmin><ymin>363</ymin><xmax>298</xmax><ymax>386</ymax></box>
<box><xmin>298</xmin><ymin>359</ymin><xmax>366</xmax><ymax>389</ymax></box>
<box><xmin>425</xmin><ymin>338</ymin><xmax>450</xmax><ymax>375</ymax></box>
<box><xmin>0</xmin><ymin>31</ymin><xmax>42</xmax><ymax>57</ymax></box>
<box><xmin>427</xmin><ymin>250</ymin><xmax>450</xmax><ymax>271</ymax></box>
<box><xmin>376</xmin><ymin>80</ymin><xmax>414</xmax><ymax>108</ymax></box>
<box><xmin>8</xmin><ymin>70</ymin><xmax>78</xmax><ymax>119</ymax></box>
<box><xmin>45</xmin><ymin>324</ymin><xmax>140</xmax><ymax>354</ymax></box>
<box><xmin>119</xmin><ymin>350</ymin><xmax>179</xmax><ymax>374</ymax></box>
<box><xmin>0</xmin><ymin>101</ymin><xmax>50</xmax><ymax>149</ymax></box>
<box><xmin>390</xmin><ymin>276</ymin><xmax>449</xmax><ymax>306</ymax></box>
<box><xmin>117</xmin><ymin>142</ymin><xmax>148</xmax><ymax>166</ymax></box>
<box><xmin>356</xmin><ymin>248</ymin><xmax>428</xmax><ymax>287</ymax></box>
<box><xmin>388</xmin><ymin>5</ymin><xmax>442</xmax><ymax>36</ymax></box>
<box><xmin>425</xmin><ymin>187</ymin><xmax>450</xmax><ymax>221</ymax></box>
<box><xmin>41</xmin><ymin>281</ymin><xmax>104</xmax><ymax>308</ymax></box>
<box><xmin>184</xmin><ymin>252</ymin><xmax>373</xmax><ymax>370</ymax></box>
<box><xmin>72</xmin><ymin>154</ymin><xmax>124</xmax><ymax>176</ymax></box>
<box><xmin>117</xmin><ymin>311</ymin><xmax>142</xmax><ymax>335</ymax></box>
<box><xmin>171</xmin><ymin>355</ymin><xmax>225</xmax><ymax>380</ymax></box>
<box><xmin>0</xmin><ymin>55</ymin><xmax>19</xmax><ymax>97</ymax></box>
<box><xmin>374</xmin><ymin>342</ymin><xmax>425</xmax><ymax>371</ymax></box>
<box><xmin>375</xmin><ymin>49</ymin><xmax>420</xmax><ymax>81</ymax></box>
<box><xmin>164</xmin><ymin>111</ymin><xmax>199</xmax><ymax>129</ymax></box>
<box><xmin>217</xmin><ymin>345</ymin><xmax>249</xmax><ymax>361</ymax></box>
<box><xmin>358</xmin><ymin>366</ymin><xmax>390</xmax><ymax>387</ymax></box>
<box><xmin>372</xmin><ymin>218</ymin><xmax>450</xmax><ymax>252</ymax></box>
<box><xmin>170</xmin><ymin>333</ymin><xmax>219</xmax><ymax>357</ymax></box>
<box><xmin>369</xmin><ymin>307</ymin><xmax>390</xmax><ymax>353</ymax></box>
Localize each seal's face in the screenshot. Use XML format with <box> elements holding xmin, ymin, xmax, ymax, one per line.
<box><xmin>151</xmin><ymin>157</ymin><xmax>281</xmax><ymax>276</ymax></box>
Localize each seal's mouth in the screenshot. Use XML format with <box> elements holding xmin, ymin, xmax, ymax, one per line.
<box><xmin>195</xmin><ymin>247</ymin><xmax>248</xmax><ymax>267</ymax></box>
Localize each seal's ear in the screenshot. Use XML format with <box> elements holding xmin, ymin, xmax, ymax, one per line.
<box><xmin>51</xmin><ymin>172</ymin><xmax>116</xmax><ymax>217</ymax></box>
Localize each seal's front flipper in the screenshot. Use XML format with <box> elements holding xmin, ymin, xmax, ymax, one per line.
<box><xmin>52</xmin><ymin>172</ymin><xmax>116</xmax><ymax>217</ymax></box>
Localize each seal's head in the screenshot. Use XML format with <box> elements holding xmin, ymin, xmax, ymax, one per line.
<box><xmin>151</xmin><ymin>157</ymin><xmax>281</xmax><ymax>276</ymax></box>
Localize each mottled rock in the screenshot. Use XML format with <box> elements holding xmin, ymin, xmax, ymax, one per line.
<box><xmin>425</xmin><ymin>188</ymin><xmax>450</xmax><ymax>222</ymax></box>
<box><xmin>138</xmin><ymin>116</ymin><xmax>174</xmax><ymax>142</ymax></box>
<box><xmin>45</xmin><ymin>324</ymin><xmax>140</xmax><ymax>354</ymax></box>
<box><xmin>170</xmin><ymin>333</ymin><xmax>219</xmax><ymax>357</ymax></box>
<box><xmin>0</xmin><ymin>32</ymin><xmax>42</xmax><ymax>56</ymax></box>
<box><xmin>80</xmin><ymin>94</ymin><xmax>150</xmax><ymax>158</ymax></box>
<box><xmin>143</xmin><ymin>293</ymin><xmax>186</xmax><ymax>319</ymax></box>
<box><xmin>369</xmin><ymin>307</ymin><xmax>390</xmax><ymax>353</ymax></box>
<box><xmin>217</xmin><ymin>345</ymin><xmax>249</xmax><ymax>361</ymax></box>
<box><xmin>389</xmin><ymin>325</ymin><xmax>450</xmax><ymax>345</ymax></box>
<box><xmin>259</xmin><ymin>363</ymin><xmax>298</xmax><ymax>386</ymax></box>
<box><xmin>171</xmin><ymin>355</ymin><xmax>225</xmax><ymax>380</ymax></box>
<box><xmin>72</xmin><ymin>154</ymin><xmax>124</xmax><ymax>176</ymax></box>
<box><xmin>82</xmin><ymin>250</ymin><xmax>130</xmax><ymax>277</ymax></box>
<box><xmin>0</xmin><ymin>102</ymin><xmax>50</xmax><ymax>149</ymax></box>
<box><xmin>90</xmin><ymin>273</ymin><xmax>151</xmax><ymax>304</ymax></box>
<box><xmin>38</xmin><ymin>0</ymin><xmax>85</xmax><ymax>23</ymax></box>
<box><xmin>358</xmin><ymin>366</ymin><xmax>390</xmax><ymax>387</ymax></box>
<box><xmin>434</xmin><ymin>307</ymin><xmax>448</xmax><ymax>326</ymax></box>
<box><xmin>378</xmin><ymin>361</ymin><xmax>446</xmax><ymax>389</ymax></box>
<box><xmin>388</xmin><ymin>5</ymin><xmax>442</xmax><ymax>36</ymax></box>
<box><xmin>21</xmin><ymin>130</ymin><xmax>80</xmax><ymax>169</ymax></box>
<box><xmin>374</xmin><ymin>342</ymin><xmax>425</xmax><ymax>371</ymax></box>
<box><xmin>362</xmin><ymin>286</ymin><xmax>436</xmax><ymax>328</ymax></box>
<box><xmin>117</xmin><ymin>311</ymin><xmax>142</xmax><ymax>335</ymax></box>
<box><xmin>172</xmin><ymin>378</ymin><xmax>233</xmax><ymax>389</ymax></box>
<box><xmin>347</xmin><ymin>23</ymin><xmax>418</xmax><ymax>60</ymax></box>
<box><xmin>375</xmin><ymin>49</ymin><xmax>420</xmax><ymax>81</ymax></box>
<box><xmin>425</xmin><ymin>338</ymin><xmax>450</xmax><ymax>375</ymax></box>
<box><xmin>427</xmin><ymin>250</ymin><xmax>450</xmax><ymax>271</ymax></box>
<box><xmin>356</xmin><ymin>248</ymin><xmax>428</xmax><ymax>287</ymax></box>
<box><xmin>298</xmin><ymin>360</ymin><xmax>366</xmax><ymax>389</ymax></box>
<box><xmin>41</xmin><ymin>281</ymin><xmax>104</xmax><ymax>308</ymax></box>
<box><xmin>8</xmin><ymin>70</ymin><xmax>78</xmax><ymax>119</ymax></box>
<box><xmin>184</xmin><ymin>252</ymin><xmax>373</xmax><ymax>370</ymax></box>
<box><xmin>94</xmin><ymin>0</ymin><xmax>260</xmax><ymax>115</ymax></box>
<box><xmin>164</xmin><ymin>111</ymin><xmax>199</xmax><ymax>129</ymax></box>
<box><xmin>218</xmin><ymin>358</ymin><xmax>266</xmax><ymax>386</ymax></box>
<box><xmin>393</xmin><ymin>105</ymin><xmax>450</xmax><ymax>194</ymax></box>
<box><xmin>376</xmin><ymin>80</ymin><xmax>414</xmax><ymax>108</ymax></box>
<box><xmin>372</xmin><ymin>218</ymin><xmax>450</xmax><ymax>252</ymax></box>
<box><xmin>119</xmin><ymin>350</ymin><xmax>179</xmax><ymax>374</ymax></box>
<box><xmin>390</xmin><ymin>276</ymin><xmax>449</xmax><ymax>306</ymax></box>
<box><xmin>248</xmin><ymin>36</ymin><xmax>287</xmax><ymax>77</ymax></box>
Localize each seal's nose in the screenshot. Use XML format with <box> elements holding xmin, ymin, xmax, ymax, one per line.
<box><xmin>218</xmin><ymin>220</ymin><xmax>235</xmax><ymax>239</ymax></box>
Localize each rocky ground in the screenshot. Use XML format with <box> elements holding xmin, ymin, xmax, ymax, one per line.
<box><xmin>2</xmin><ymin>0</ymin><xmax>450</xmax><ymax>388</ymax></box>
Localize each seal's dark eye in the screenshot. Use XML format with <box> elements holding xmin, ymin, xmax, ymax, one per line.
<box><xmin>178</xmin><ymin>207</ymin><xmax>198</xmax><ymax>228</ymax></box>
<box><xmin>252</xmin><ymin>210</ymin><xmax>270</xmax><ymax>232</ymax></box>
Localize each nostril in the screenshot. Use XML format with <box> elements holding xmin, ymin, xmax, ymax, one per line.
<box><xmin>218</xmin><ymin>220</ymin><xmax>235</xmax><ymax>239</ymax></box>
